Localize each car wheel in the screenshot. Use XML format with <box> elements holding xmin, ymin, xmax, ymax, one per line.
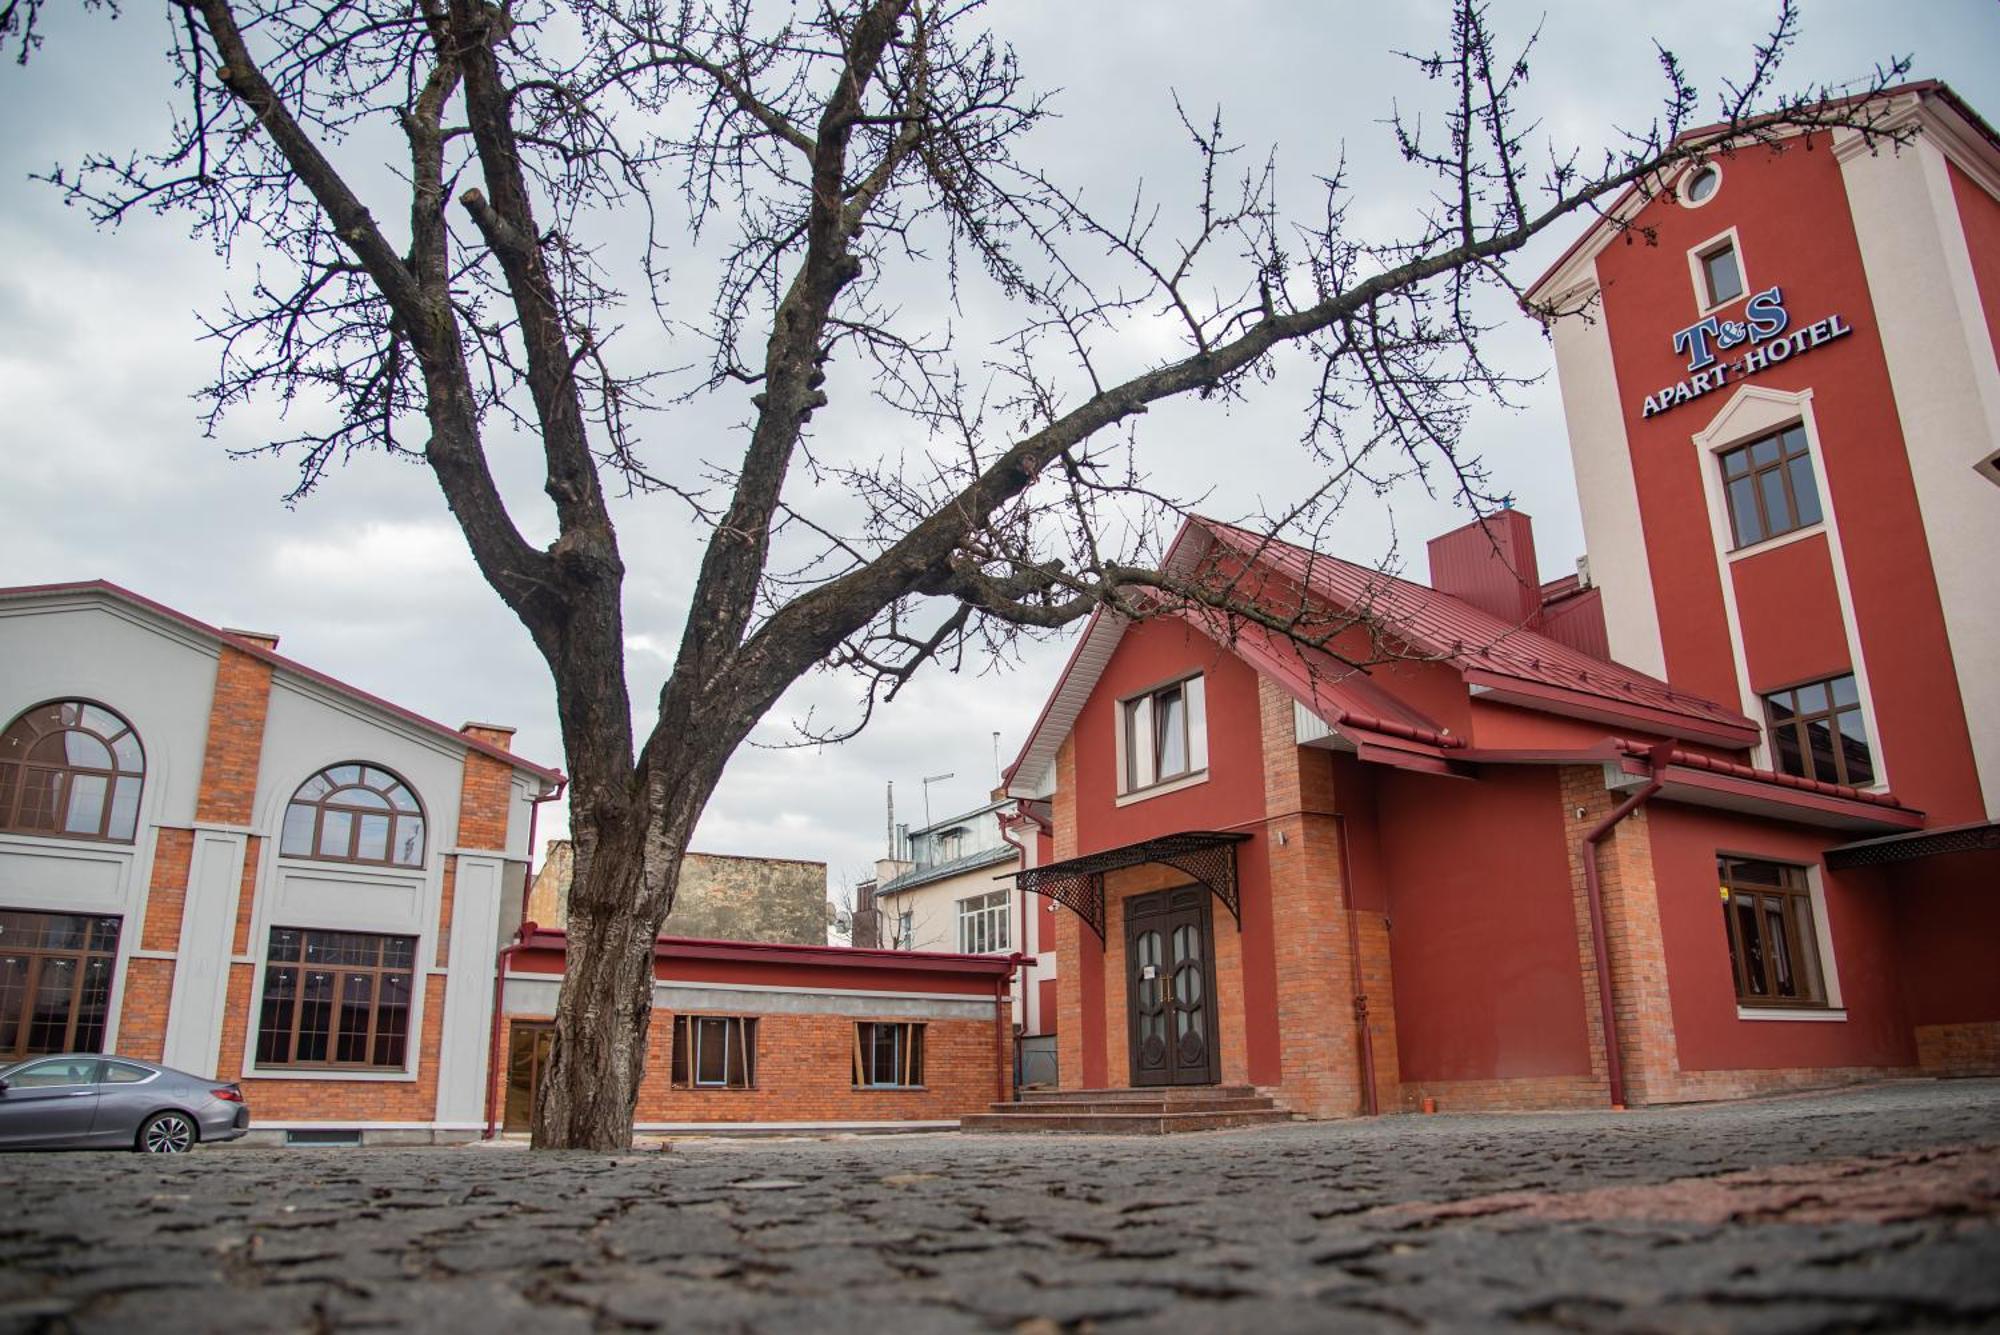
<box><xmin>138</xmin><ymin>1111</ymin><xmax>198</xmax><ymax>1154</ymax></box>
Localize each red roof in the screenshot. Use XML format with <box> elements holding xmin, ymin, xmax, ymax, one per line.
<box><xmin>0</xmin><ymin>580</ymin><xmax>564</xmax><ymax>785</ymax></box>
<box><xmin>1195</xmin><ymin>520</ymin><xmax>1755</xmax><ymax>742</ymax></box>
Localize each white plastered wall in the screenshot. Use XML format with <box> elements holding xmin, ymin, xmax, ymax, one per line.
<box><xmin>1836</xmin><ymin>127</ymin><xmax>2000</xmax><ymax>818</ymax></box>
<box><xmin>1549</xmin><ymin>285</ymin><xmax>1670</xmax><ymax>678</ymax></box>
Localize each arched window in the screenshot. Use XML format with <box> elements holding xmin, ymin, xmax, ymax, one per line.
<box><xmin>0</xmin><ymin>701</ymin><xmax>146</xmax><ymax>842</ymax></box>
<box><xmin>279</xmin><ymin>764</ymin><xmax>426</xmax><ymax>868</ymax></box>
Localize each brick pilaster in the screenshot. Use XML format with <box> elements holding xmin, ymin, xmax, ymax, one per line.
<box><xmin>1258</xmin><ymin>678</ymin><xmax>1370</xmax><ymax>1118</ymax></box>
<box><xmin>195</xmin><ymin>645</ymin><xmax>275</xmax><ymax>827</ymax></box>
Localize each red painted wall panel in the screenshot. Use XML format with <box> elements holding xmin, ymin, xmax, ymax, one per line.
<box><xmin>1070</xmin><ymin>618</ymin><xmax>1281</xmax><ymax>1084</ymax></box>
<box><xmin>1037</xmin><ymin>976</ymin><xmax>1059</xmax><ymax>1036</ymax></box>
<box><xmin>1376</xmin><ymin>765</ymin><xmax>1594</xmax><ymax>1082</ymax></box>
<box><xmin>1643</xmin><ymin>803</ymin><xmax>1912</xmax><ymax>1072</ymax></box>
<box><xmin>1729</xmin><ymin>532</ymin><xmax>1850</xmax><ymax>691</ymax></box>
<box><xmin>1595</xmin><ymin>135</ymin><xmax>1982</xmax><ymax>822</ymax></box>
<box><xmin>1950</xmin><ymin>161</ymin><xmax>2000</xmax><ymax>382</ymax></box>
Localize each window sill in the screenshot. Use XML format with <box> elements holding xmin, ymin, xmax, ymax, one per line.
<box><xmin>853</xmin><ymin>1085</ymin><xmax>929</xmax><ymax>1093</ymax></box>
<box><xmin>248</xmin><ymin>1065</ymin><xmax>419</xmax><ymax>1082</ymax></box>
<box><xmin>670</xmin><ymin>1085</ymin><xmax>759</xmax><ymax>1093</ymax></box>
<box><xmin>1114</xmin><ymin>770</ymin><xmax>1209</xmax><ymax>808</ymax></box>
<box><xmin>1736</xmin><ymin>1006</ymin><xmax>1847</xmax><ymax>1023</ymax></box>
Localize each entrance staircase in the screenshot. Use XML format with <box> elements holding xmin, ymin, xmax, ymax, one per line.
<box><xmin>960</xmin><ymin>1085</ymin><xmax>1291</xmax><ymax>1135</ymax></box>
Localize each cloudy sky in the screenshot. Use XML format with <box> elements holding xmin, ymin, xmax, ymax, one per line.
<box><xmin>4</xmin><ymin>2</ymin><xmax>1997</xmax><ymax>908</ymax></box>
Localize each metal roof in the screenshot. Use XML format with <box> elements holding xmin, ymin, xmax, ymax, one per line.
<box><xmin>1198</xmin><ymin>520</ymin><xmax>1755</xmax><ymax>740</ymax></box>
<box><xmin>876</xmin><ymin>842</ymin><xmax>1019</xmax><ymax>896</ymax></box>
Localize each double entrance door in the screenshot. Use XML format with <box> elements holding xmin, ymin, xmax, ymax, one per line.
<box><xmin>1123</xmin><ymin>886</ymin><xmax>1220</xmax><ymax>1086</ymax></box>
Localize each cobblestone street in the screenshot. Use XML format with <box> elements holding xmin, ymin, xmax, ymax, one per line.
<box><xmin>2</xmin><ymin>1080</ymin><xmax>1996</xmax><ymax>1333</ymax></box>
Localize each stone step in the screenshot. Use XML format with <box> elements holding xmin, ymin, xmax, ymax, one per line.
<box><xmin>1014</xmin><ymin>1085</ymin><xmax>1261</xmax><ymax>1105</ymax></box>
<box><xmin>985</xmin><ymin>1096</ymin><xmax>1278</xmax><ymax>1116</ymax></box>
<box><xmin>959</xmin><ymin>1108</ymin><xmax>1294</xmax><ymax>1135</ymax></box>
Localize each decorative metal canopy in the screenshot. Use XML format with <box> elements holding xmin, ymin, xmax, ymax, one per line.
<box><xmin>1013</xmin><ymin>831</ymin><xmax>1252</xmax><ymax>940</ymax></box>
<box><xmin>1824</xmin><ymin>820</ymin><xmax>2000</xmax><ymax>870</ymax></box>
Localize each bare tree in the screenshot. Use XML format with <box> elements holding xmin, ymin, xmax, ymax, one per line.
<box><xmin>18</xmin><ymin>0</ymin><xmax>1905</xmax><ymax>1148</ymax></box>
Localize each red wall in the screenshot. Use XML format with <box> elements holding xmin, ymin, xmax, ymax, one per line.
<box><xmin>1730</xmin><ymin>534</ymin><xmax>1850</xmax><ymax>691</ymax></box>
<box><xmin>1644</xmin><ymin>803</ymin><xmax>1912</xmax><ymax>1071</ymax></box>
<box><xmin>1891</xmin><ymin>848</ymin><xmax>2000</xmax><ymax>1028</ymax></box>
<box><xmin>1597</xmin><ymin>135</ymin><xmax>1984</xmax><ymax>821</ymax></box>
<box><xmin>1373</xmin><ymin>765</ymin><xmax>1594</xmax><ymax>1081</ymax></box>
<box><xmin>1951</xmin><ymin>160</ymin><xmax>2000</xmax><ymax>384</ymax></box>
<box><xmin>1069</xmin><ymin>618</ymin><xmax>1281</xmax><ymax>1084</ymax></box>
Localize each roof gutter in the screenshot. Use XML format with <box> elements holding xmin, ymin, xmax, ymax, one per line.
<box><xmin>1580</xmin><ymin>742</ymin><xmax>1674</xmax><ymax>1111</ymax></box>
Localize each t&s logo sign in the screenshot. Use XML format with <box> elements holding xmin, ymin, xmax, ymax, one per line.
<box><xmin>1639</xmin><ymin>286</ymin><xmax>1854</xmax><ymax>419</ymax></box>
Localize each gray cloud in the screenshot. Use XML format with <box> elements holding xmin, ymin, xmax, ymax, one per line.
<box><xmin>3</xmin><ymin>2</ymin><xmax>1995</xmax><ymax>909</ymax></box>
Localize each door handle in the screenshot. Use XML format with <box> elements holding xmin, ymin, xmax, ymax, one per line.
<box><xmin>67</xmin><ymin>1090</ymin><xmax>95</xmax><ymax>1097</ymax></box>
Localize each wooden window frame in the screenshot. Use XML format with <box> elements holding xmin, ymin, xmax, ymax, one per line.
<box><xmin>956</xmin><ymin>889</ymin><xmax>1011</xmax><ymax>954</ymax></box>
<box><xmin>279</xmin><ymin>764</ymin><xmax>427</xmax><ymax>869</ymax></box>
<box><xmin>254</xmin><ymin>927</ymin><xmax>418</xmax><ymax>1071</ymax></box>
<box><xmin>853</xmin><ymin>1021</ymin><xmax>926</xmax><ymax>1089</ymax></box>
<box><xmin>669</xmin><ymin>1014</ymin><xmax>758</xmax><ymax>1090</ymax></box>
<box><xmin>1762</xmin><ymin>673</ymin><xmax>1873</xmax><ymax>787</ymax></box>
<box><xmin>1718</xmin><ymin>857</ymin><xmax>1827</xmax><ymax>1009</ymax></box>
<box><xmin>1718</xmin><ymin>425</ymin><xmax>1821</xmax><ymax>549</ymax></box>
<box><xmin>1120</xmin><ymin>674</ymin><xmax>1202</xmax><ymax>795</ymax></box>
<box><xmin>0</xmin><ymin>909</ymin><xmax>122</xmax><ymax>1062</ymax></box>
<box><xmin>0</xmin><ymin>700</ymin><xmax>146</xmax><ymax>844</ymax></box>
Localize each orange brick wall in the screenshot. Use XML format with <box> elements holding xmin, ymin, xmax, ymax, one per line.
<box><xmin>115</xmin><ymin>958</ymin><xmax>174</xmax><ymax>1063</ymax></box>
<box><xmin>195</xmin><ymin>646</ymin><xmax>274</xmax><ymax>826</ymax></box>
<box><xmin>229</xmin><ymin>836</ymin><xmax>261</xmax><ymax>956</ymax></box>
<box><xmin>435</xmin><ymin>858</ymin><xmax>457</xmax><ymax>968</ymax></box>
<box><xmin>500</xmin><ymin>1009</ymin><xmax>998</xmax><ymax>1126</ymax></box>
<box><xmin>1915</xmin><ymin>1021</ymin><xmax>2000</xmax><ymax>1076</ymax></box>
<box><xmin>142</xmin><ymin>829</ymin><xmax>193</xmax><ymax>952</ymax></box>
<box><xmin>1052</xmin><ymin>736</ymin><xmax>1091</xmax><ymax>1090</ymax></box>
<box><xmin>457</xmin><ymin>751</ymin><xmax>514</xmax><ymax>853</ymax></box>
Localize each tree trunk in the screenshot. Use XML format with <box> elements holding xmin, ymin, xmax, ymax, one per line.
<box><xmin>531</xmin><ymin>807</ymin><xmax>684</xmax><ymax>1150</ymax></box>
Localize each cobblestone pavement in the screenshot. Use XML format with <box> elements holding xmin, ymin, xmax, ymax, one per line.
<box><xmin>2</xmin><ymin>1080</ymin><xmax>1998</xmax><ymax>1333</ymax></box>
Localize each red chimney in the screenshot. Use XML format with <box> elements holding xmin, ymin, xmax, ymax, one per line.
<box><xmin>1426</xmin><ymin>508</ymin><xmax>1542</xmax><ymax>627</ymax></box>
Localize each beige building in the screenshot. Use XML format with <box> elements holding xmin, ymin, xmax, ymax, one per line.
<box><xmin>526</xmin><ymin>841</ymin><xmax>831</xmax><ymax>945</ymax></box>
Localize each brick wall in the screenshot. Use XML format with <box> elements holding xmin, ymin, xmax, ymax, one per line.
<box><xmin>115</xmin><ymin>958</ymin><xmax>174</xmax><ymax>1063</ymax></box>
<box><xmin>195</xmin><ymin>646</ymin><xmax>273</xmax><ymax>826</ymax></box>
<box><xmin>435</xmin><ymin>858</ymin><xmax>457</xmax><ymax>968</ymax></box>
<box><xmin>1052</xmin><ymin>735</ymin><xmax>1088</xmax><ymax>1089</ymax></box>
<box><xmin>527</xmin><ymin>842</ymin><xmax>830</xmax><ymax>946</ymax></box>
<box><xmin>498</xmin><ymin>1010</ymin><xmax>997</xmax><ymax>1127</ymax></box>
<box><xmin>1916</xmin><ymin>1021</ymin><xmax>2000</xmax><ymax>1076</ymax></box>
<box><xmin>142</xmin><ymin>829</ymin><xmax>193</xmax><ymax>952</ymax></box>
<box><xmin>456</xmin><ymin>749</ymin><xmax>515</xmax><ymax>853</ymax></box>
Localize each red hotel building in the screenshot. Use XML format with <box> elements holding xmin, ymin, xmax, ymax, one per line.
<box><xmin>990</xmin><ymin>81</ymin><xmax>1999</xmax><ymax>1123</ymax></box>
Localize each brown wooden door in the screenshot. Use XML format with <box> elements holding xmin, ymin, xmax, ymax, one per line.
<box><xmin>1124</xmin><ymin>886</ymin><xmax>1220</xmax><ymax>1087</ymax></box>
<box><xmin>503</xmin><ymin>1022</ymin><xmax>554</xmax><ymax>1132</ymax></box>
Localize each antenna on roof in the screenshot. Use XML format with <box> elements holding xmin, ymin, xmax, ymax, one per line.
<box><xmin>922</xmin><ymin>772</ymin><xmax>954</xmax><ymax>829</ymax></box>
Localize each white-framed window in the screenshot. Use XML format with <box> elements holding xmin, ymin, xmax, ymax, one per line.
<box><xmin>1116</xmin><ymin>673</ymin><xmax>1209</xmax><ymax>797</ymax></box>
<box><xmin>1688</xmin><ymin>227</ymin><xmax>1748</xmax><ymax>313</ymax></box>
<box><xmin>957</xmin><ymin>889</ymin><xmax>1010</xmax><ymax>954</ymax></box>
<box><xmin>1679</xmin><ymin>160</ymin><xmax>1722</xmax><ymax>209</ymax></box>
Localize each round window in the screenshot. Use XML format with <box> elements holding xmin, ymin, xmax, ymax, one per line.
<box><xmin>1683</xmin><ymin>163</ymin><xmax>1720</xmax><ymax>206</ymax></box>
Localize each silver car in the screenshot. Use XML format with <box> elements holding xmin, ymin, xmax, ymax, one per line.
<box><xmin>0</xmin><ymin>1054</ymin><xmax>250</xmax><ymax>1152</ymax></box>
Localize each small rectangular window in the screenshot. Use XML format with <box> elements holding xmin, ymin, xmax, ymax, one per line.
<box><xmin>854</xmin><ymin>1021</ymin><xmax>925</xmax><ymax>1088</ymax></box>
<box><xmin>1700</xmin><ymin>242</ymin><xmax>1744</xmax><ymax>306</ymax></box>
<box><xmin>1763</xmin><ymin>674</ymin><xmax>1873</xmax><ymax>787</ymax></box>
<box><xmin>1719</xmin><ymin>426</ymin><xmax>1820</xmax><ymax>548</ymax></box>
<box><xmin>957</xmin><ymin>890</ymin><xmax>1011</xmax><ymax>954</ymax></box>
<box><xmin>1121</xmin><ymin>675</ymin><xmax>1206</xmax><ymax>793</ymax></box>
<box><xmin>1718</xmin><ymin>857</ymin><xmax>1826</xmax><ymax>1008</ymax></box>
<box><xmin>670</xmin><ymin>1015</ymin><xmax>756</xmax><ymax>1090</ymax></box>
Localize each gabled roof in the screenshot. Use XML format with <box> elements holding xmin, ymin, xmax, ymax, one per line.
<box><xmin>1197</xmin><ymin>520</ymin><xmax>1756</xmax><ymax>743</ymax></box>
<box><xmin>1005</xmin><ymin>515</ymin><xmax>1755</xmax><ymax>796</ymax></box>
<box><xmin>1524</xmin><ymin>80</ymin><xmax>2000</xmax><ymax>306</ymax></box>
<box><xmin>0</xmin><ymin>579</ymin><xmax>563</xmax><ymax>785</ymax></box>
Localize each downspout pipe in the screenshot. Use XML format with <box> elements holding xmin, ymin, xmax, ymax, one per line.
<box><xmin>1580</xmin><ymin>743</ymin><xmax>1674</xmax><ymax>1112</ymax></box>
<box><xmin>482</xmin><ymin>925</ymin><xmax>537</xmax><ymax>1140</ymax></box>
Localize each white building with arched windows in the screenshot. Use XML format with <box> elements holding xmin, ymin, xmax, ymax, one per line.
<box><xmin>0</xmin><ymin>581</ymin><xmax>562</xmax><ymax>1143</ymax></box>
